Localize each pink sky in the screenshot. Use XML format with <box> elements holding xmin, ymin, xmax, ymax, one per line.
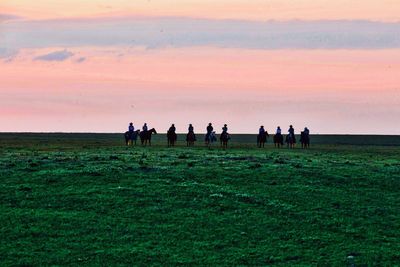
<box><xmin>2</xmin><ymin>0</ymin><xmax>400</xmax><ymax>21</ymax></box>
<box><xmin>1</xmin><ymin>1</ymin><xmax>400</xmax><ymax>134</ymax></box>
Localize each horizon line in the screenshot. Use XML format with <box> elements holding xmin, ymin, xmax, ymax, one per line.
<box><xmin>1</xmin><ymin>131</ymin><xmax>399</xmax><ymax>136</ymax></box>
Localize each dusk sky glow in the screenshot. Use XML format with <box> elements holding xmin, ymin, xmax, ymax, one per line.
<box><xmin>1</xmin><ymin>1</ymin><xmax>399</xmax><ymax>134</ymax></box>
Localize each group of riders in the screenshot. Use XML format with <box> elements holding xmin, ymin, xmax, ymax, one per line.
<box><xmin>125</xmin><ymin>122</ymin><xmax>310</xmax><ymax>148</ymax></box>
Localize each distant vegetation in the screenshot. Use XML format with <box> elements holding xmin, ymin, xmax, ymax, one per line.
<box><xmin>0</xmin><ymin>133</ymin><xmax>399</xmax><ymax>265</ymax></box>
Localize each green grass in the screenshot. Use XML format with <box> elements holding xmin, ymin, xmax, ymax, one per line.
<box><xmin>0</xmin><ymin>133</ymin><xmax>399</xmax><ymax>266</ymax></box>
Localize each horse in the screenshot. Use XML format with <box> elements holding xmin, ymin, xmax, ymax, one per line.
<box><xmin>220</xmin><ymin>132</ymin><xmax>230</xmax><ymax>149</ymax></box>
<box><xmin>140</xmin><ymin>128</ymin><xmax>157</xmax><ymax>146</ymax></box>
<box><xmin>167</xmin><ymin>130</ymin><xmax>177</xmax><ymax>147</ymax></box>
<box><xmin>205</xmin><ymin>131</ymin><xmax>217</xmax><ymax>147</ymax></box>
<box><xmin>124</xmin><ymin>130</ymin><xmax>140</xmax><ymax>146</ymax></box>
<box><xmin>286</xmin><ymin>133</ymin><xmax>296</xmax><ymax>149</ymax></box>
<box><xmin>186</xmin><ymin>132</ymin><xmax>196</xmax><ymax>147</ymax></box>
<box><xmin>257</xmin><ymin>132</ymin><xmax>269</xmax><ymax>148</ymax></box>
<box><xmin>300</xmin><ymin>131</ymin><xmax>310</xmax><ymax>149</ymax></box>
<box><xmin>273</xmin><ymin>134</ymin><xmax>284</xmax><ymax>148</ymax></box>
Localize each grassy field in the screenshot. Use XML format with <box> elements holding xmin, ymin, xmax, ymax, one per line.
<box><xmin>0</xmin><ymin>133</ymin><xmax>399</xmax><ymax>266</ymax></box>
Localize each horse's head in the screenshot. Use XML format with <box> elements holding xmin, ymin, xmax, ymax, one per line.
<box><xmin>151</xmin><ymin>128</ymin><xmax>157</xmax><ymax>134</ymax></box>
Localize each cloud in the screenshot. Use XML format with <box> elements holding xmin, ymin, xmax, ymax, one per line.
<box><xmin>2</xmin><ymin>17</ymin><xmax>400</xmax><ymax>50</ymax></box>
<box><xmin>34</xmin><ymin>49</ymin><xmax>74</xmax><ymax>61</ymax></box>
<box><xmin>0</xmin><ymin>47</ymin><xmax>18</xmax><ymax>61</ymax></box>
<box><xmin>75</xmin><ymin>57</ymin><xmax>86</xmax><ymax>63</ymax></box>
<box><xmin>0</xmin><ymin>14</ymin><xmax>21</xmax><ymax>21</ymax></box>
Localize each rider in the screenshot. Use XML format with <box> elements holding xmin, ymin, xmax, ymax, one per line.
<box><xmin>276</xmin><ymin>126</ymin><xmax>282</xmax><ymax>135</ymax></box>
<box><xmin>128</xmin><ymin>122</ymin><xmax>134</xmax><ymax>133</ymax></box>
<box><xmin>187</xmin><ymin>123</ymin><xmax>196</xmax><ymax>141</ymax></box>
<box><xmin>259</xmin><ymin>125</ymin><xmax>265</xmax><ymax>135</ymax></box>
<box><xmin>168</xmin><ymin>124</ymin><xmax>176</xmax><ymax>133</ymax></box>
<box><xmin>288</xmin><ymin>125</ymin><xmax>295</xmax><ymax>136</ymax></box>
<box><xmin>304</xmin><ymin>127</ymin><xmax>310</xmax><ymax>135</ymax></box>
<box><xmin>142</xmin><ymin>123</ymin><xmax>148</xmax><ymax>133</ymax></box>
<box><xmin>206</xmin><ymin>123</ymin><xmax>213</xmax><ymax>141</ymax></box>
<box><xmin>222</xmin><ymin>124</ymin><xmax>228</xmax><ymax>134</ymax></box>
<box><xmin>188</xmin><ymin>124</ymin><xmax>194</xmax><ymax>133</ymax></box>
<box><xmin>207</xmin><ymin>123</ymin><xmax>213</xmax><ymax>134</ymax></box>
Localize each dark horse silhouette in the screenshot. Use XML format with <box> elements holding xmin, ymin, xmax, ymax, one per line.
<box><xmin>167</xmin><ymin>130</ymin><xmax>177</xmax><ymax>147</ymax></box>
<box><xmin>257</xmin><ymin>132</ymin><xmax>269</xmax><ymax>148</ymax></box>
<box><xmin>273</xmin><ymin>134</ymin><xmax>284</xmax><ymax>148</ymax></box>
<box><xmin>186</xmin><ymin>132</ymin><xmax>196</xmax><ymax>147</ymax></box>
<box><xmin>124</xmin><ymin>130</ymin><xmax>140</xmax><ymax>146</ymax></box>
<box><xmin>220</xmin><ymin>132</ymin><xmax>230</xmax><ymax>149</ymax></box>
<box><xmin>300</xmin><ymin>131</ymin><xmax>310</xmax><ymax>149</ymax></box>
<box><xmin>286</xmin><ymin>133</ymin><xmax>296</xmax><ymax>149</ymax></box>
<box><xmin>140</xmin><ymin>128</ymin><xmax>157</xmax><ymax>146</ymax></box>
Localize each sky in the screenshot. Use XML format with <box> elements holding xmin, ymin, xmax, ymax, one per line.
<box><xmin>1</xmin><ymin>1</ymin><xmax>399</xmax><ymax>134</ymax></box>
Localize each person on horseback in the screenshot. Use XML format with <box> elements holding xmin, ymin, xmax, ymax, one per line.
<box><xmin>186</xmin><ymin>124</ymin><xmax>196</xmax><ymax>145</ymax></box>
<box><xmin>167</xmin><ymin>123</ymin><xmax>177</xmax><ymax>145</ymax></box>
<box><xmin>187</xmin><ymin>123</ymin><xmax>196</xmax><ymax>141</ymax></box>
<box><xmin>287</xmin><ymin>125</ymin><xmax>296</xmax><ymax>147</ymax></box>
<box><xmin>301</xmin><ymin>127</ymin><xmax>310</xmax><ymax>148</ymax></box>
<box><xmin>168</xmin><ymin>124</ymin><xmax>176</xmax><ymax>134</ymax></box>
<box><xmin>276</xmin><ymin>126</ymin><xmax>282</xmax><ymax>135</ymax></box>
<box><xmin>274</xmin><ymin>126</ymin><xmax>283</xmax><ymax>147</ymax></box>
<box><xmin>222</xmin><ymin>124</ymin><xmax>228</xmax><ymax>134</ymax></box>
<box><xmin>288</xmin><ymin>125</ymin><xmax>295</xmax><ymax>136</ymax></box>
<box><xmin>207</xmin><ymin>123</ymin><xmax>213</xmax><ymax>133</ymax></box>
<box><xmin>257</xmin><ymin>125</ymin><xmax>268</xmax><ymax>147</ymax></box>
<box><xmin>205</xmin><ymin>123</ymin><xmax>213</xmax><ymax>142</ymax></box>
<box><xmin>188</xmin><ymin>124</ymin><xmax>194</xmax><ymax>133</ymax></box>
<box><xmin>142</xmin><ymin>123</ymin><xmax>148</xmax><ymax>133</ymax></box>
<box><xmin>220</xmin><ymin>124</ymin><xmax>230</xmax><ymax>148</ymax></box>
<box><xmin>129</xmin><ymin>122</ymin><xmax>134</xmax><ymax>133</ymax></box>
<box><xmin>259</xmin><ymin>125</ymin><xmax>265</xmax><ymax>135</ymax></box>
<box><xmin>125</xmin><ymin>122</ymin><xmax>135</xmax><ymax>146</ymax></box>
